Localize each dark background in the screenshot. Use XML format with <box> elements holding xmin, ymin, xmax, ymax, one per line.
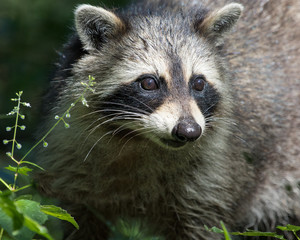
<box><xmin>0</xmin><ymin>0</ymin><xmax>130</xmax><ymax>166</ymax></box>
<box><xmin>0</xmin><ymin>0</ymin><xmax>136</xmax><ymax>193</ymax></box>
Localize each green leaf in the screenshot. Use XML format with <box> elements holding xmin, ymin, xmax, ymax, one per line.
<box><xmin>5</xmin><ymin>166</ymin><xmax>17</xmax><ymax>173</ymax></box>
<box><xmin>21</xmin><ymin>161</ymin><xmax>45</xmax><ymax>171</ymax></box>
<box><xmin>2</xmin><ymin>234</ymin><xmax>15</xmax><ymax>240</ymax></box>
<box><xmin>221</xmin><ymin>221</ymin><xmax>232</xmax><ymax>240</ymax></box>
<box><xmin>0</xmin><ymin>195</ymin><xmax>24</xmax><ymax>233</ymax></box>
<box><xmin>18</xmin><ymin>167</ymin><xmax>33</xmax><ymax>176</ymax></box>
<box><xmin>14</xmin><ymin>200</ymin><xmax>49</xmax><ymax>240</ymax></box>
<box><xmin>15</xmin><ymin>195</ymin><xmax>33</xmax><ymax>201</ymax></box>
<box><xmin>205</xmin><ymin>226</ymin><xmax>224</xmax><ymax>234</ymax></box>
<box><xmin>40</xmin><ymin>205</ymin><xmax>79</xmax><ymax>229</ymax></box>
<box><xmin>15</xmin><ymin>200</ymin><xmax>47</xmax><ymax>224</ymax></box>
<box><xmin>206</xmin><ymin>223</ymin><xmax>286</xmax><ymax>240</ymax></box>
<box><xmin>277</xmin><ymin>224</ymin><xmax>300</xmax><ymax>232</ymax></box>
<box><xmin>22</xmin><ymin>216</ymin><xmax>53</xmax><ymax>240</ymax></box>
<box><xmin>230</xmin><ymin>230</ymin><xmax>286</xmax><ymax>239</ymax></box>
<box><xmin>5</xmin><ymin>166</ymin><xmax>33</xmax><ymax>176</ymax></box>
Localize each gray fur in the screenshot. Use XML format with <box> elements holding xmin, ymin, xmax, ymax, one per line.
<box><xmin>36</xmin><ymin>0</ymin><xmax>300</xmax><ymax>239</ymax></box>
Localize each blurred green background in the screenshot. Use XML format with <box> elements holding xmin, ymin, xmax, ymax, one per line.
<box><xmin>0</xmin><ymin>0</ymin><xmax>130</xmax><ymax>162</ymax></box>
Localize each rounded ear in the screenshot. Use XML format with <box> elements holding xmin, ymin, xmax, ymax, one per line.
<box><xmin>75</xmin><ymin>4</ymin><xmax>125</xmax><ymax>51</ymax></box>
<box><xmin>196</xmin><ymin>3</ymin><xmax>243</xmax><ymax>46</ymax></box>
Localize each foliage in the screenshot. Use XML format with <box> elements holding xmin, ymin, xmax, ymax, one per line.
<box><xmin>206</xmin><ymin>221</ymin><xmax>300</xmax><ymax>240</ymax></box>
<box><xmin>0</xmin><ymin>76</ymin><xmax>96</xmax><ymax>239</ymax></box>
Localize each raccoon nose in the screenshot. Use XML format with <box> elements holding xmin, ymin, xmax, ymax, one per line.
<box><xmin>172</xmin><ymin>121</ymin><xmax>202</xmax><ymax>142</ymax></box>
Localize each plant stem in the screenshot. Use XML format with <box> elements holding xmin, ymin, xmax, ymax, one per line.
<box><xmin>293</xmin><ymin>231</ymin><xmax>300</xmax><ymax>240</ymax></box>
<box><xmin>13</xmin><ymin>167</ymin><xmax>19</xmax><ymax>191</ymax></box>
<box><xmin>20</xmin><ymin>120</ymin><xmax>62</xmax><ymax>163</ymax></box>
<box><xmin>11</xmin><ymin>92</ymin><xmax>23</xmax><ymax>190</ymax></box>
<box><xmin>0</xmin><ymin>228</ymin><xmax>3</xmax><ymax>240</ymax></box>
<box><xmin>0</xmin><ymin>178</ymin><xmax>11</xmax><ymax>190</ymax></box>
<box><xmin>20</xmin><ymin>88</ymin><xmax>88</xmax><ymax>163</ymax></box>
<box><xmin>11</xmin><ymin>92</ymin><xmax>22</xmax><ymax>159</ymax></box>
<box><xmin>13</xmin><ymin>184</ymin><xmax>32</xmax><ymax>193</ymax></box>
<box><xmin>9</xmin><ymin>156</ymin><xmax>19</xmax><ymax>165</ymax></box>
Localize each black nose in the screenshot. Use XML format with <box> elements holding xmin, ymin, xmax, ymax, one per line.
<box><xmin>172</xmin><ymin>120</ymin><xmax>202</xmax><ymax>142</ymax></box>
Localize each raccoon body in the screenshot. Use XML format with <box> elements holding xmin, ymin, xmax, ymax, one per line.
<box><xmin>36</xmin><ymin>0</ymin><xmax>300</xmax><ymax>239</ymax></box>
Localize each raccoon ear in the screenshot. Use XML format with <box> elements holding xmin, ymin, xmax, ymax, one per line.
<box><xmin>197</xmin><ymin>3</ymin><xmax>243</xmax><ymax>45</ymax></box>
<box><xmin>75</xmin><ymin>4</ymin><xmax>125</xmax><ymax>51</ymax></box>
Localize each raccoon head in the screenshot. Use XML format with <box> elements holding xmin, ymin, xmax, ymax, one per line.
<box><xmin>73</xmin><ymin>3</ymin><xmax>243</xmax><ymax>150</ymax></box>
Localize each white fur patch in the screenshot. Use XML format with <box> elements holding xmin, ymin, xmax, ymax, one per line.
<box><xmin>179</xmin><ymin>43</ymin><xmax>223</xmax><ymax>89</ymax></box>
<box><xmin>144</xmin><ymin>101</ymin><xmax>180</xmax><ymax>138</ymax></box>
<box><xmin>143</xmin><ymin>99</ymin><xmax>206</xmax><ymax>139</ymax></box>
<box><xmin>190</xmin><ymin>100</ymin><xmax>206</xmax><ymax>134</ymax></box>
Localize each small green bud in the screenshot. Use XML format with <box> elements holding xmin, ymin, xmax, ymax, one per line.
<box><xmin>64</xmin><ymin>123</ymin><xmax>70</xmax><ymax>129</ymax></box>
<box><xmin>11</xmin><ymin>98</ymin><xmax>18</xmax><ymax>102</ymax></box>
<box><xmin>89</xmin><ymin>75</ymin><xmax>95</xmax><ymax>81</ymax></box>
<box><xmin>6</xmin><ymin>127</ymin><xmax>12</xmax><ymax>132</ymax></box>
<box><xmin>17</xmin><ymin>143</ymin><xmax>22</xmax><ymax>149</ymax></box>
<box><xmin>22</xmin><ymin>102</ymin><xmax>31</xmax><ymax>108</ymax></box>
<box><xmin>20</xmin><ymin>125</ymin><xmax>26</xmax><ymax>130</ymax></box>
<box><xmin>43</xmin><ymin>141</ymin><xmax>48</xmax><ymax>148</ymax></box>
<box><xmin>20</xmin><ymin>115</ymin><xmax>25</xmax><ymax>120</ymax></box>
<box><xmin>66</xmin><ymin>113</ymin><xmax>71</xmax><ymax>118</ymax></box>
<box><xmin>89</xmin><ymin>88</ymin><xmax>95</xmax><ymax>93</ymax></box>
<box><xmin>7</xmin><ymin>111</ymin><xmax>15</xmax><ymax>116</ymax></box>
<box><xmin>81</xmin><ymin>98</ymin><xmax>89</xmax><ymax>107</ymax></box>
<box><xmin>71</xmin><ymin>103</ymin><xmax>75</xmax><ymax>107</ymax></box>
<box><xmin>3</xmin><ymin>140</ymin><xmax>9</xmax><ymax>145</ymax></box>
<box><xmin>6</xmin><ymin>152</ymin><xmax>12</xmax><ymax>157</ymax></box>
<box><xmin>55</xmin><ymin>115</ymin><xmax>60</xmax><ymax>120</ymax></box>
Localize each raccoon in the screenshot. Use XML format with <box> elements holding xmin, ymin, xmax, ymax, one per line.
<box><xmin>36</xmin><ymin>0</ymin><xmax>300</xmax><ymax>239</ymax></box>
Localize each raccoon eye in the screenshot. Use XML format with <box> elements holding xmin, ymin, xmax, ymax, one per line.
<box><xmin>192</xmin><ymin>75</ymin><xmax>206</xmax><ymax>91</ymax></box>
<box><xmin>140</xmin><ymin>76</ymin><xmax>159</xmax><ymax>91</ymax></box>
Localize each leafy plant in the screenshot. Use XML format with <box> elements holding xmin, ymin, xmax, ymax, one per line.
<box><xmin>0</xmin><ymin>76</ymin><xmax>95</xmax><ymax>240</ymax></box>
<box><xmin>206</xmin><ymin>221</ymin><xmax>300</xmax><ymax>240</ymax></box>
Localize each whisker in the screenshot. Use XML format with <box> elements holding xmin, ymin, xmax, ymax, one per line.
<box><xmin>80</xmin><ymin>116</ymin><xmax>117</xmax><ymax>151</ymax></box>
<box><xmin>82</xmin><ymin>114</ymin><xmax>142</xmax><ymax>148</ymax></box>
<box><xmin>112</xmin><ymin>121</ymin><xmax>142</xmax><ymax>137</ymax></box>
<box><xmin>118</xmin><ymin>126</ymin><xmax>150</xmax><ymax>143</ymax></box>
<box><xmin>83</xmin><ymin>112</ymin><xmax>122</xmax><ymax>132</ymax></box>
<box><xmin>88</xmin><ymin>101</ymin><xmax>151</xmax><ymax>116</ymax></box>
<box><xmin>85</xmin><ymin>114</ymin><xmax>138</xmax><ymax>140</ymax></box>
<box><xmin>124</xmin><ymin>95</ymin><xmax>155</xmax><ymax>113</ymax></box>
<box><xmin>76</xmin><ymin>108</ymin><xmax>144</xmax><ymax>120</ymax></box>
<box><xmin>203</xmin><ymin>121</ymin><xmax>247</xmax><ymax>144</ymax></box>
<box><xmin>83</xmin><ymin>130</ymin><xmax>114</xmax><ymax>162</ymax></box>
<box><xmin>203</xmin><ymin>102</ymin><xmax>219</xmax><ymax>116</ymax></box>
<box><xmin>205</xmin><ymin>115</ymin><xmax>235</xmax><ymax>125</ymax></box>
<box><xmin>79</xmin><ymin>113</ymin><xmax>126</xmax><ymax>145</ymax></box>
<box><xmin>79</xmin><ymin>109</ymin><xmax>143</xmax><ymax>138</ymax></box>
<box><xmin>118</xmin><ymin>129</ymin><xmax>156</xmax><ymax>156</ymax></box>
<box><xmin>84</xmin><ymin>100</ymin><xmax>164</xmax><ymax>127</ymax></box>
<box><xmin>78</xmin><ymin>107</ymin><xmax>144</xmax><ymax>152</ymax></box>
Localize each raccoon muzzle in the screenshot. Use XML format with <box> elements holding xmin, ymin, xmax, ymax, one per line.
<box><xmin>159</xmin><ymin>118</ymin><xmax>202</xmax><ymax>148</ymax></box>
<box><xmin>172</xmin><ymin>118</ymin><xmax>202</xmax><ymax>143</ymax></box>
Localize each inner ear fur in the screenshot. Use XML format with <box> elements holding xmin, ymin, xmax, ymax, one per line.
<box><xmin>197</xmin><ymin>3</ymin><xmax>244</xmax><ymax>45</ymax></box>
<box><xmin>75</xmin><ymin>4</ymin><xmax>125</xmax><ymax>51</ymax></box>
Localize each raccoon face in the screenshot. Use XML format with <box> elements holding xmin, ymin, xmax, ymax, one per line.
<box><xmin>74</xmin><ymin>3</ymin><xmax>243</xmax><ymax>149</ymax></box>
<box><xmin>100</xmin><ymin>72</ymin><xmax>215</xmax><ymax>149</ymax></box>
